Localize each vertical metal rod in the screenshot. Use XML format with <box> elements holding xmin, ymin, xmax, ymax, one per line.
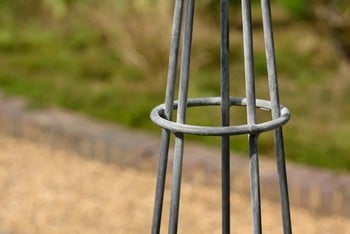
<box><xmin>151</xmin><ymin>0</ymin><xmax>184</xmax><ymax>233</ymax></box>
<box><xmin>274</xmin><ymin>128</ymin><xmax>292</xmax><ymax>233</ymax></box>
<box><xmin>242</xmin><ymin>0</ymin><xmax>262</xmax><ymax>233</ymax></box>
<box><xmin>242</xmin><ymin>0</ymin><xmax>256</xmax><ymax>125</ymax></box>
<box><xmin>168</xmin><ymin>0</ymin><xmax>195</xmax><ymax>233</ymax></box>
<box><xmin>220</xmin><ymin>0</ymin><xmax>231</xmax><ymax>233</ymax></box>
<box><xmin>261</xmin><ymin>1</ymin><xmax>292</xmax><ymax>233</ymax></box>
<box><xmin>248</xmin><ymin>134</ymin><xmax>261</xmax><ymax>234</ymax></box>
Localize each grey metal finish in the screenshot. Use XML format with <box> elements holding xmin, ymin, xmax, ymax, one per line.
<box><xmin>169</xmin><ymin>0</ymin><xmax>195</xmax><ymax>233</ymax></box>
<box><xmin>261</xmin><ymin>0</ymin><xmax>292</xmax><ymax>232</ymax></box>
<box><xmin>241</xmin><ymin>0</ymin><xmax>262</xmax><ymax>233</ymax></box>
<box><xmin>151</xmin><ymin>0</ymin><xmax>184</xmax><ymax>233</ymax></box>
<box><xmin>151</xmin><ymin>0</ymin><xmax>292</xmax><ymax>233</ymax></box>
<box><xmin>220</xmin><ymin>0</ymin><xmax>231</xmax><ymax>232</ymax></box>
<box><xmin>151</xmin><ymin>97</ymin><xmax>290</xmax><ymax>136</ymax></box>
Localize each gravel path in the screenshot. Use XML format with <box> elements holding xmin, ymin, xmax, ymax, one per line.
<box><xmin>0</xmin><ymin>135</ymin><xmax>349</xmax><ymax>233</ymax></box>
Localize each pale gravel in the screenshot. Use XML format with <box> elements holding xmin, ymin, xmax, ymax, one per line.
<box><xmin>0</xmin><ymin>135</ymin><xmax>349</xmax><ymax>234</ymax></box>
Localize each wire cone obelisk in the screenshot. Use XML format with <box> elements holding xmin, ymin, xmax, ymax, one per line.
<box><xmin>150</xmin><ymin>0</ymin><xmax>292</xmax><ymax>233</ymax></box>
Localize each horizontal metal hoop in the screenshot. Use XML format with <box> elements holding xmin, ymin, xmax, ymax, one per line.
<box><xmin>150</xmin><ymin>97</ymin><xmax>290</xmax><ymax>136</ymax></box>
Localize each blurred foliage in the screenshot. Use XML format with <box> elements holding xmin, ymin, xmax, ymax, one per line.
<box><xmin>278</xmin><ymin>0</ymin><xmax>311</xmax><ymax>18</ymax></box>
<box><xmin>0</xmin><ymin>0</ymin><xmax>349</xmax><ymax>171</ymax></box>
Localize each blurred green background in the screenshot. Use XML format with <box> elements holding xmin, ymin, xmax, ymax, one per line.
<box><xmin>0</xmin><ymin>0</ymin><xmax>349</xmax><ymax>171</ymax></box>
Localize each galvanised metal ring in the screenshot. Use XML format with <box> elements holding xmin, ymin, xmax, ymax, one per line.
<box><xmin>150</xmin><ymin>96</ymin><xmax>290</xmax><ymax>136</ymax></box>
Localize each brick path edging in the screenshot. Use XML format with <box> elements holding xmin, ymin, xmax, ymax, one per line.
<box><xmin>0</xmin><ymin>96</ymin><xmax>349</xmax><ymax>217</ymax></box>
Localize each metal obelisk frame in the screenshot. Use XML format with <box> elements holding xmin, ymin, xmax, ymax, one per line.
<box><xmin>150</xmin><ymin>0</ymin><xmax>292</xmax><ymax>233</ymax></box>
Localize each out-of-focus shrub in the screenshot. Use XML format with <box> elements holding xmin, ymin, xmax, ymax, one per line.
<box><xmin>278</xmin><ymin>0</ymin><xmax>311</xmax><ymax>19</ymax></box>
<box><xmin>313</xmin><ymin>0</ymin><xmax>350</xmax><ymax>58</ymax></box>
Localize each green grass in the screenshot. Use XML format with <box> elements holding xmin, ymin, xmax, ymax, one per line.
<box><xmin>0</xmin><ymin>1</ymin><xmax>349</xmax><ymax>171</ymax></box>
